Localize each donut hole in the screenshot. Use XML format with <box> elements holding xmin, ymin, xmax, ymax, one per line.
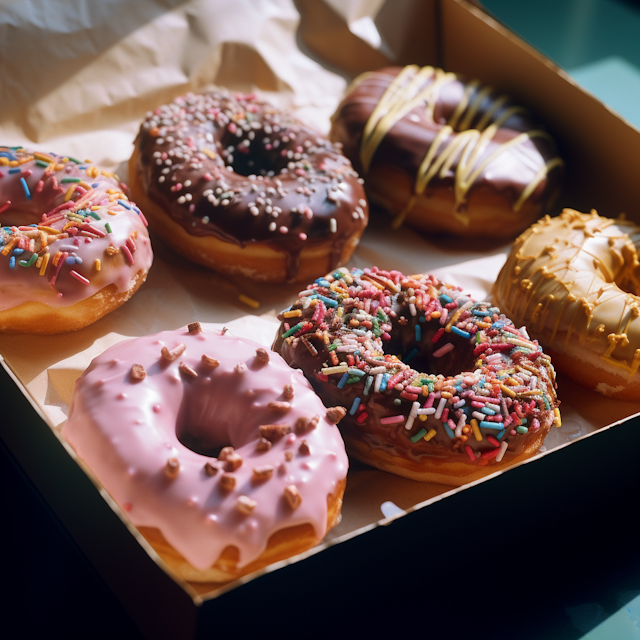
<box><xmin>577</xmin><ymin>232</ymin><xmax>640</xmax><ymax>296</ymax></box>
<box><xmin>177</xmin><ymin>432</ymin><xmax>226</xmax><ymax>459</ymax></box>
<box><xmin>173</xmin><ymin>370</ymin><xmax>239</xmax><ymax>457</ymax></box>
<box><xmin>216</xmin><ymin>126</ymin><xmax>304</xmax><ymax>178</ymax></box>
<box><xmin>172</xmin><ymin>356</ymin><xmax>282</xmax><ymax>457</ymax></box>
<box><xmin>386</xmin><ymin>315</ymin><xmax>476</xmax><ymax>378</ymax></box>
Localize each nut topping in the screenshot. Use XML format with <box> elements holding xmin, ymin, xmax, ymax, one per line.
<box><xmin>204</xmin><ymin>462</ymin><xmax>219</xmax><ymax>476</ymax></box>
<box><xmin>218</xmin><ymin>447</ymin><xmax>243</xmax><ymax>471</ymax></box>
<box><xmin>161</xmin><ymin>343</ymin><xmax>186</xmax><ymax>361</ymax></box>
<box><xmin>165</xmin><ymin>457</ymin><xmax>179</xmax><ymax>478</ymax></box>
<box><xmin>256</xmin><ymin>437</ymin><xmax>272</xmax><ymax>452</ymax></box>
<box><xmin>201</xmin><ymin>354</ymin><xmax>219</xmax><ymax>367</ymax></box>
<box><xmin>284</xmin><ymin>485</ymin><xmax>302</xmax><ymax>510</ymax></box>
<box><xmin>258</xmin><ymin>423</ymin><xmax>291</xmax><ymax>441</ymax></box>
<box><xmin>268</xmin><ymin>401</ymin><xmax>291</xmax><ymax>411</ymax></box>
<box><xmin>130</xmin><ymin>364</ymin><xmax>146</xmax><ymax>381</ymax></box>
<box><xmin>252</xmin><ymin>465</ymin><xmax>275</xmax><ymax>482</ymax></box>
<box><xmin>179</xmin><ymin>362</ymin><xmax>198</xmax><ymax>377</ymax></box>
<box><xmin>219</xmin><ymin>474</ymin><xmax>236</xmax><ymax>491</ymax></box>
<box><xmin>237</xmin><ymin>495</ymin><xmax>257</xmax><ymax>514</ymax></box>
<box><xmin>298</xmin><ymin>440</ymin><xmax>310</xmax><ymax>455</ymax></box>
<box><xmin>326</xmin><ymin>406</ymin><xmax>347</xmax><ymax>424</ymax></box>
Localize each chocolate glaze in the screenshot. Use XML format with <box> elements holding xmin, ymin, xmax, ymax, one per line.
<box><xmin>330</xmin><ymin>66</ymin><xmax>563</xmax><ymax>222</ymax></box>
<box><xmin>273</xmin><ymin>267</ymin><xmax>559</xmax><ymax>471</ymax></box>
<box><xmin>133</xmin><ymin>90</ymin><xmax>368</xmax><ymax>281</ymax></box>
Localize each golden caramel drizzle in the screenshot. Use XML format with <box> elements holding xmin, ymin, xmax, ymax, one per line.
<box><xmin>359</xmin><ymin>65</ymin><xmax>564</xmax><ymax>221</ymax></box>
<box><xmin>495</xmin><ymin>209</ymin><xmax>640</xmax><ymax>375</ymax></box>
<box><xmin>360</xmin><ymin>65</ymin><xmax>457</xmax><ymax>173</ymax></box>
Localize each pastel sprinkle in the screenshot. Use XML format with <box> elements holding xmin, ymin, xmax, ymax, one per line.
<box><xmin>432</xmin><ymin>343</ymin><xmax>454</xmax><ymax>358</ymax></box>
<box><xmin>495</xmin><ymin>441</ymin><xmax>509</xmax><ymax>462</ymax></box>
<box><xmin>424</xmin><ymin>429</ymin><xmax>437</xmax><ymax>441</ymax></box>
<box><xmin>69</xmin><ymin>269</ymin><xmax>90</xmax><ymax>284</ymax></box>
<box><xmin>281</xmin><ymin>322</ymin><xmax>303</xmax><ymax>338</ymax></box>
<box><xmin>480</xmin><ymin>421</ymin><xmax>503</xmax><ymax>430</ymax></box>
<box><xmin>20</xmin><ymin>177</ymin><xmax>31</xmax><ymax>199</ymax></box>
<box><xmin>239</xmin><ymin>294</ymin><xmax>260</xmax><ymax>309</ymax></box>
<box><xmin>411</xmin><ymin>428</ymin><xmax>428</xmax><ymax>443</ymax></box>
<box><xmin>450</xmin><ymin>326</ymin><xmax>470</xmax><ymax>339</ymax></box>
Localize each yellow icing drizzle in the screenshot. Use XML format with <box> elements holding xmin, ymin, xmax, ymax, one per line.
<box><xmin>358</xmin><ymin>65</ymin><xmax>564</xmax><ymax>221</ymax></box>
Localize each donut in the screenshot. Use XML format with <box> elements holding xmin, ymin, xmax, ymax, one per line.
<box><xmin>329</xmin><ymin>65</ymin><xmax>564</xmax><ymax>238</ymax></box>
<box><xmin>129</xmin><ymin>89</ymin><xmax>368</xmax><ymax>283</ymax></box>
<box><xmin>0</xmin><ymin>146</ymin><xmax>153</xmax><ymax>334</ymax></box>
<box><xmin>494</xmin><ymin>208</ymin><xmax>640</xmax><ymax>401</ymax></box>
<box><xmin>62</xmin><ymin>323</ymin><xmax>348</xmax><ymax>583</ymax></box>
<box><xmin>273</xmin><ymin>266</ymin><xmax>559</xmax><ymax>486</ymax></box>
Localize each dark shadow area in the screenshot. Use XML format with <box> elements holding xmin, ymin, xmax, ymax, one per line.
<box><xmin>0</xmin><ymin>439</ymin><xmax>144</xmax><ymax>639</ymax></box>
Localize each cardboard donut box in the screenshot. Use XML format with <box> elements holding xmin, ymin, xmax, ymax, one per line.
<box><xmin>3</xmin><ymin>0</ymin><xmax>640</xmax><ymax>636</ymax></box>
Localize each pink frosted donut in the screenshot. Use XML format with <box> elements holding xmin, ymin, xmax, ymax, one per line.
<box><xmin>62</xmin><ymin>323</ymin><xmax>348</xmax><ymax>583</ymax></box>
<box><xmin>0</xmin><ymin>146</ymin><xmax>153</xmax><ymax>334</ymax></box>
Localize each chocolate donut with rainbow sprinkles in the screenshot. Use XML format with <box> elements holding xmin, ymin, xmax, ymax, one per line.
<box><xmin>0</xmin><ymin>146</ymin><xmax>152</xmax><ymax>334</ymax></box>
<box><xmin>273</xmin><ymin>267</ymin><xmax>559</xmax><ymax>486</ymax></box>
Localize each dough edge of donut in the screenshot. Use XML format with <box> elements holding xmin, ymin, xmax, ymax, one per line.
<box><xmin>365</xmin><ymin>165</ymin><xmax>556</xmax><ymax>239</ymax></box>
<box><xmin>136</xmin><ymin>478</ymin><xmax>346</xmax><ymax>584</ymax></box>
<box><xmin>128</xmin><ymin>151</ymin><xmax>365</xmax><ymax>284</ymax></box>
<box><xmin>343</xmin><ymin>431</ymin><xmax>549</xmax><ymax>487</ymax></box>
<box><xmin>0</xmin><ymin>269</ymin><xmax>149</xmax><ymax>334</ymax></box>
<box><xmin>518</xmin><ymin>331</ymin><xmax>640</xmax><ymax>402</ymax></box>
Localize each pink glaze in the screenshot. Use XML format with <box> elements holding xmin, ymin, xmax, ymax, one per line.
<box><xmin>62</xmin><ymin>325</ymin><xmax>348</xmax><ymax>571</ymax></box>
<box><xmin>0</xmin><ymin>146</ymin><xmax>152</xmax><ymax>311</ymax></box>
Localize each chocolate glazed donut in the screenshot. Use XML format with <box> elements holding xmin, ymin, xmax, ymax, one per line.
<box><xmin>130</xmin><ymin>89</ymin><xmax>368</xmax><ymax>283</ymax></box>
<box><xmin>273</xmin><ymin>267</ymin><xmax>559</xmax><ymax>486</ymax></box>
<box><xmin>330</xmin><ymin>65</ymin><xmax>563</xmax><ymax>239</ymax></box>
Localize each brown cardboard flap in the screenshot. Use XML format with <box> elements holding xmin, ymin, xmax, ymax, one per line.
<box><xmin>442</xmin><ymin>0</ymin><xmax>640</xmax><ymax>221</ymax></box>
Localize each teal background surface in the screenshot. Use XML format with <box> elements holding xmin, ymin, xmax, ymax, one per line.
<box><xmin>483</xmin><ymin>0</ymin><xmax>640</xmax><ymax>129</ymax></box>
